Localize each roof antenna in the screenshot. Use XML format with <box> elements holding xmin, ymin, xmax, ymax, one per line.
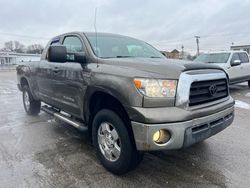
<box><xmin>94</xmin><ymin>7</ymin><xmax>99</xmax><ymax>68</ymax></box>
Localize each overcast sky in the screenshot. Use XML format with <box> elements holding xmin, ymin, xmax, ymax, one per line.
<box><xmin>0</xmin><ymin>0</ymin><xmax>250</xmax><ymax>53</ymax></box>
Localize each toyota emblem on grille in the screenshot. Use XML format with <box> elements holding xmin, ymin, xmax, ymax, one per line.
<box><xmin>209</xmin><ymin>84</ymin><xmax>217</xmax><ymax>96</ymax></box>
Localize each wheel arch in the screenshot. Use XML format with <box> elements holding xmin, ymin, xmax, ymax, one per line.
<box><xmin>85</xmin><ymin>88</ymin><xmax>135</xmax><ymax>144</ymax></box>
<box><xmin>20</xmin><ymin>77</ymin><xmax>29</xmax><ymax>89</ymax></box>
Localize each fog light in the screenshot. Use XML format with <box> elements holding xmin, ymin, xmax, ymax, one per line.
<box><xmin>153</xmin><ymin>131</ymin><xmax>161</xmax><ymax>142</ymax></box>
<box><xmin>153</xmin><ymin>129</ymin><xmax>171</xmax><ymax>144</ymax></box>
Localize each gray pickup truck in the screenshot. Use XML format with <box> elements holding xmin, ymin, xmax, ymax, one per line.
<box><xmin>17</xmin><ymin>32</ymin><xmax>235</xmax><ymax>174</ymax></box>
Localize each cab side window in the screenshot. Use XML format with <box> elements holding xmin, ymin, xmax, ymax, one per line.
<box><xmin>63</xmin><ymin>36</ymin><xmax>84</xmax><ymax>53</ymax></box>
<box><xmin>231</xmin><ymin>53</ymin><xmax>240</xmax><ymax>63</ymax></box>
<box><xmin>239</xmin><ymin>53</ymin><xmax>249</xmax><ymax>63</ymax></box>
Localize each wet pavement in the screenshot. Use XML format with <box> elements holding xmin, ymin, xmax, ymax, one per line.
<box><xmin>0</xmin><ymin>70</ymin><xmax>250</xmax><ymax>188</ymax></box>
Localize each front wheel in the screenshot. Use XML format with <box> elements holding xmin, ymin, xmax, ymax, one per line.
<box><xmin>92</xmin><ymin>109</ymin><xmax>143</xmax><ymax>175</ymax></box>
<box><xmin>22</xmin><ymin>85</ymin><xmax>41</xmax><ymax>115</ymax></box>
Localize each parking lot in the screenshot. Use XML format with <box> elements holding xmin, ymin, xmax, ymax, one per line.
<box><xmin>0</xmin><ymin>70</ymin><xmax>250</xmax><ymax>188</ymax></box>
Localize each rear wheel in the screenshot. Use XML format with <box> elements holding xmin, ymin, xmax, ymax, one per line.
<box><xmin>92</xmin><ymin>109</ymin><xmax>143</xmax><ymax>175</ymax></box>
<box><xmin>22</xmin><ymin>85</ymin><xmax>41</xmax><ymax>115</ymax></box>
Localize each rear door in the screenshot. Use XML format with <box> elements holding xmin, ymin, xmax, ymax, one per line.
<box><xmin>36</xmin><ymin>38</ymin><xmax>61</xmax><ymax>105</ymax></box>
<box><xmin>238</xmin><ymin>52</ymin><xmax>250</xmax><ymax>80</ymax></box>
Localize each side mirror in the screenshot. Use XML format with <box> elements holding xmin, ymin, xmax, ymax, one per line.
<box><xmin>48</xmin><ymin>45</ymin><xmax>87</xmax><ymax>64</ymax></box>
<box><xmin>70</xmin><ymin>52</ymin><xmax>87</xmax><ymax>64</ymax></box>
<box><xmin>48</xmin><ymin>45</ymin><xmax>67</xmax><ymax>63</ymax></box>
<box><xmin>231</xmin><ymin>59</ymin><xmax>241</xmax><ymax>66</ymax></box>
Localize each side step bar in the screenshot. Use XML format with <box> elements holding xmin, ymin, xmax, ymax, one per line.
<box><xmin>41</xmin><ymin>105</ymin><xmax>87</xmax><ymax>131</ymax></box>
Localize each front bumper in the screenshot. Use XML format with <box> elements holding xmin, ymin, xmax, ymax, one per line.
<box><xmin>131</xmin><ymin>105</ymin><xmax>234</xmax><ymax>151</ymax></box>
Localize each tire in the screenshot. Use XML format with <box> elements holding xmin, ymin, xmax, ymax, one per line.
<box><xmin>92</xmin><ymin>109</ymin><xmax>143</xmax><ymax>175</ymax></box>
<box><xmin>22</xmin><ymin>85</ymin><xmax>41</xmax><ymax>115</ymax></box>
<box><xmin>248</xmin><ymin>81</ymin><xmax>250</xmax><ymax>88</ymax></box>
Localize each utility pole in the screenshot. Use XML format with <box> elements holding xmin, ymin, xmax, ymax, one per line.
<box><xmin>195</xmin><ymin>36</ymin><xmax>200</xmax><ymax>56</ymax></box>
<box><xmin>181</xmin><ymin>45</ymin><xmax>184</xmax><ymax>59</ymax></box>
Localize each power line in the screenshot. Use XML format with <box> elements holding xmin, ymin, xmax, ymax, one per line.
<box><xmin>152</xmin><ymin>30</ymin><xmax>250</xmax><ymax>46</ymax></box>
<box><xmin>0</xmin><ymin>32</ymin><xmax>50</xmax><ymax>40</ymax></box>
<box><xmin>201</xmin><ymin>30</ymin><xmax>250</xmax><ymax>38</ymax></box>
<box><xmin>1</xmin><ymin>30</ymin><xmax>249</xmax><ymax>44</ymax></box>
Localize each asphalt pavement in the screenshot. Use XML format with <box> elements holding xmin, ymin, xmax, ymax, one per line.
<box><xmin>0</xmin><ymin>70</ymin><xmax>250</xmax><ymax>188</ymax></box>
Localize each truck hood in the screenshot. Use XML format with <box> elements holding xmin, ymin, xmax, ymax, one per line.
<box><xmin>101</xmin><ymin>58</ymin><xmax>223</xmax><ymax>79</ymax></box>
<box><xmin>203</xmin><ymin>62</ymin><xmax>228</xmax><ymax>68</ymax></box>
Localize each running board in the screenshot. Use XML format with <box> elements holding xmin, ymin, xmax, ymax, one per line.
<box><xmin>41</xmin><ymin>105</ymin><xmax>87</xmax><ymax>131</ymax></box>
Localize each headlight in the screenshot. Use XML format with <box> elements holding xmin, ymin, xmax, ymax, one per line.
<box><xmin>134</xmin><ymin>78</ymin><xmax>177</xmax><ymax>98</ymax></box>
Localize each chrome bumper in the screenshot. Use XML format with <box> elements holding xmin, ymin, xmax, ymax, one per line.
<box><xmin>131</xmin><ymin>106</ymin><xmax>234</xmax><ymax>151</ymax></box>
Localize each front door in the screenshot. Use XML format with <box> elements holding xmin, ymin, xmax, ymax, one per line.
<box><xmin>48</xmin><ymin>35</ymin><xmax>89</xmax><ymax>118</ymax></box>
<box><xmin>228</xmin><ymin>53</ymin><xmax>242</xmax><ymax>83</ymax></box>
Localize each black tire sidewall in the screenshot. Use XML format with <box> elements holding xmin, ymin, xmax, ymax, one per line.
<box><xmin>22</xmin><ymin>85</ymin><xmax>40</xmax><ymax>115</ymax></box>
<box><xmin>23</xmin><ymin>86</ymin><xmax>31</xmax><ymax>114</ymax></box>
<box><xmin>92</xmin><ymin>109</ymin><xmax>137</xmax><ymax>175</ymax></box>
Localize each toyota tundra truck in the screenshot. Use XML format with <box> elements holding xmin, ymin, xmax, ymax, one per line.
<box><xmin>16</xmin><ymin>32</ymin><xmax>235</xmax><ymax>174</ymax></box>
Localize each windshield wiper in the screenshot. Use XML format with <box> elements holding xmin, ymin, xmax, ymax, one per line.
<box><xmin>103</xmin><ymin>55</ymin><xmax>162</xmax><ymax>58</ymax></box>
<box><xmin>116</xmin><ymin>55</ymin><xmax>134</xmax><ymax>58</ymax></box>
<box><xmin>150</xmin><ymin>56</ymin><xmax>161</xmax><ymax>58</ymax></box>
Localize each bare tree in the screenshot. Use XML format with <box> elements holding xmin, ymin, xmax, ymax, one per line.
<box><xmin>3</xmin><ymin>41</ymin><xmax>25</xmax><ymax>53</ymax></box>
<box><xmin>27</xmin><ymin>44</ymin><xmax>44</xmax><ymax>54</ymax></box>
<box><xmin>14</xmin><ymin>41</ymin><xmax>25</xmax><ymax>53</ymax></box>
<box><xmin>4</xmin><ymin>41</ymin><xmax>14</xmax><ymax>51</ymax></box>
<box><xmin>2</xmin><ymin>41</ymin><xmax>44</xmax><ymax>54</ymax></box>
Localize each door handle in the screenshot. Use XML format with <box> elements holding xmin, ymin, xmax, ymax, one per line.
<box><xmin>53</xmin><ymin>67</ymin><xmax>60</xmax><ymax>73</ymax></box>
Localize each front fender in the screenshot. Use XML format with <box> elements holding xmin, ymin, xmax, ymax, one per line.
<box><xmin>83</xmin><ymin>74</ymin><xmax>144</xmax><ymax>123</ymax></box>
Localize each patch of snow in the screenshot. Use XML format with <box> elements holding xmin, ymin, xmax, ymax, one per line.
<box><xmin>0</xmin><ymin>90</ymin><xmax>12</xmax><ymax>94</ymax></box>
<box><xmin>235</xmin><ymin>100</ymin><xmax>250</xmax><ymax>110</ymax></box>
<box><xmin>246</xmin><ymin>93</ymin><xmax>250</xmax><ymax>97</ymax></box>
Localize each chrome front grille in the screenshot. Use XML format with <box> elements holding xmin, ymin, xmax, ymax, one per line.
<box><xmin>189</xmin><ymin>79</ymin><xmax>228</xmax><ymax>106</ymax></box>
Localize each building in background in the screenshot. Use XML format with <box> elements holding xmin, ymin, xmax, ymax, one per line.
<box><xmin>231</xmin><ymin>45</ymin><xmax>250</xmax><ymax>54</ymax></box>
<box><xmin>161</xmin><ymin>49</ymin><xmax>180</xmax><ymax>59</ymax></box>
<box><xmin>0</xmin><ymin>51</ymin><xmax>41</xmax><ymax>65</ymax></box>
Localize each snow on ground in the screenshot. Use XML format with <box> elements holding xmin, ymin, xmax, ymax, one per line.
<box><xmin>235</xmin><ymin>100</ymin><xmax>250</xmax><ymax>110</ymax></box>
<box><xmin>245</xmin><ymin>93</ymin><xmax>250</xmax><ymax>98</ymax></box>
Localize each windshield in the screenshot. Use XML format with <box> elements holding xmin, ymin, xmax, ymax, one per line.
<box><xmin>194</xmin><ymin>53</ymin><xmax>230</xmax><ymax>63</ymax></box>
<box><xmin>85</xmin><ymin>33</ymin><xmax>165</xmax><ymax>59</ymax></box>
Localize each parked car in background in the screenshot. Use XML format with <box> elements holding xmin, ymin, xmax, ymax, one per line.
<box><xmin>194</xmin><ymin>51</ymin><xmax>250</xmax><ymax>87</ymax></box>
